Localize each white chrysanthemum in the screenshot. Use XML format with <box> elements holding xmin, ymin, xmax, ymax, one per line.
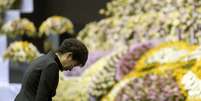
<box><xmin>147</xmin><ymin>47</ymin><xmax>188</xmax><ymax>64</ymax></box>
<box><xmin>182</xmin><ymin>71</ymin><xmax>201</xmax><ymax>98</ymax></box>
<box><xmin>2</xmin><ymin>21</ymin><xmax>14</xmax><ymax>32</ymax></box>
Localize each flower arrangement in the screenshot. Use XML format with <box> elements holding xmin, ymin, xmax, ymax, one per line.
<box><xmin>39</xmin><ymin>16</ymin><xmax>74</xmax><ymax>37</ymax></box>
<box><xmin>0</xmin><ymin>0</ymin><xmax>15</xmax><ymax>13</ymax></box>
<box><xmin>102</xmin><ymin>49</ymin><xmax>201</xmax><ymax>101</ymax></box>
<box><xmin>1</xmin><ymin>18</ymin><xmax>36</xmax><ymax>37</ymax></box>
<box><xmin>3</xmin><ymin>41</ymin><xmax>40</xmax><ymax>63</ymax></box>
<box><xmin>120</xmin><ymin>41</ymin><xmax>201</xmax><ymax>101</ymax></box>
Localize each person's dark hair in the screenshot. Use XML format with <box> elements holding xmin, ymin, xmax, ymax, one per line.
<box><xmin>57</xmin><ymin>38</ymin><xmax>88</xmax><ymax>66</ymax></box>
<box><xmin>59</xmin><ymin>32</ymin><xmax>75</xmax><ymax>45</ymax></box>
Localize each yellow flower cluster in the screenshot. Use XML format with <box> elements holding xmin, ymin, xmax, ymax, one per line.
<box><xmin>39</xmin><ymin>16</ymin><xmax>74</xmax><ymax>37</ymax></box>
<box><xmin>3</xmin><ymin>41</ymin><xmax>40</xmax><ymax>63</ymax></box>
<box><xmin>0</xmin><ymin>0</ymin><xmax>15</xmax><ymax>13</ymax></box>
<box><xmin>53</xmin><ymin>77</ymin><xmax>90</xmax><ymax>101</ymax></box>
<box><xmin>1</xmin><ymin>18</ymin><xmax>36</xmax><ymax>37</ymax></box>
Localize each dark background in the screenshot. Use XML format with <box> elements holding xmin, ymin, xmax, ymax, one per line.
<box><xmin>21</xmin><ymin>0</ymin><xmax>108</xmax><ymax>32</ymax></box>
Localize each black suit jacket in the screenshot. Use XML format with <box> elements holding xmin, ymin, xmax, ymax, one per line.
<box><xmin>15</xmin><ymin>51</ymin><xmax>63</xmax><ymax>101</ymax></box>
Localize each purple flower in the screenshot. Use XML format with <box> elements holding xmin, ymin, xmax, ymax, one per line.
<box><xmin>115</xmin><ymin>41</ymin><xmax>158</xmax><ymax>80</ymax></box>
<box><xmin>115</xmin><ymin>74</ymin><xmax>186</xmax><ymax>101</ymax></box>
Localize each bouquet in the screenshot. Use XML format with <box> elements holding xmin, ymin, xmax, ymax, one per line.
<box><xmin>4</xmin><ymin>41</ymin><xmax>40</xmax><ymax>63</ymax></box>
<box><xmin>0</xmin><ymin>0</ymin><xmax>15</xmax><ymax>13</ymax></box>
<box><xmin>39</xmin><ymin>16</ymin><xmax>74</xmax><ymax>36</ymax></box>
<box><xmin>1</xmin><ymin>18</ymin><xmax>36</xmax><ymax>37</ymax></box>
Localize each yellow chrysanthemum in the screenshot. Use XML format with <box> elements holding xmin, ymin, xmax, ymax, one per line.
<box><xmin>126</xmin><ymin>62</ymin><xmax>180</xmax><ymax>78</ymax></box>
<box><xmin>1</xmin><ymin>18</ymin><xmax>36</xmax><ymax>37</ymax></box>
<box><xmin>39</xmin><ymin>16</ymin><xmax>74</xmax><ymax>36</ymax></box>
<box><xmin>0</xmin><ymin>0</ymin><xmax>15</xmax><ymax>13</ymax></box>
<box><xmin>191</xmin><ymin>59</ymin><xmax>201</xmax><ymax>79</ymax></box>
<box><xmin>3</xmin><ymin>41</ymin><xmax>40</xmax><ymax>63</ymax></box>
<box><xmin>186</xmin><ymin>97</ymin><xmax>201</xmax><ymax>101</ymax></box>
